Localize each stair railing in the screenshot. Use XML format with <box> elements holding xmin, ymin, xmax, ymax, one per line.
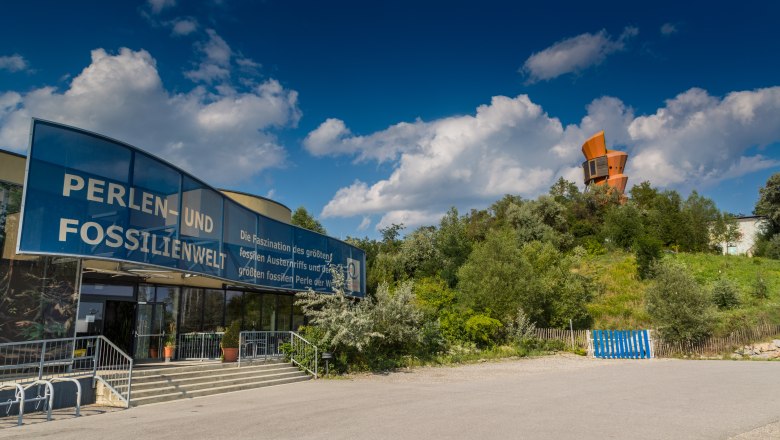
<box><xmin>0</xmin><ymin>335</ymin><xmax>133</xmax><ymax>409</ymax></box>
<box><xmin>289</xmin><ymin>332</ymin><xmax>318</xmax><ymax>379</ymax></box>
<box><xmin>237</xmin><ymin>331</ymin><xmax>318</xmax><ymax>378</ymax></box>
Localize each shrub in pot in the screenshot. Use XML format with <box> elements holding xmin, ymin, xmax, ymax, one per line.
<box><xmin>221</xmin><ymin>320</ymin><xmax>241</xmax><ymax>362</ymax></box>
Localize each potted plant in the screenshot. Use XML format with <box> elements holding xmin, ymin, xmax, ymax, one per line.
<box><xmin>221</xmin><ymin>320</ymin><xmax>241</xmax><ymax>362</ymax></box>
<box><xmin>164</xmin><ymin>331</ymin><xmax>176</xmax><ymax>362</ymax></box>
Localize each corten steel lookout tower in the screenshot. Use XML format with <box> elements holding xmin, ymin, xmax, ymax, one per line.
<box><xmin>581</xmin><ymin>131</ymin><xmax>628</xmax><ymax>193</ymax></box>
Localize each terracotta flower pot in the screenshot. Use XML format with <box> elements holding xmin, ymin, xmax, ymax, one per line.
<box><xmin>164</xmin><ymin>346</ymin><xmax>175</xmax><ymax>359</ymax></box>
<box><xmin>222</xmin><ymin>347</ymin><xmax>238</xmax><ymax>362</ymax></box>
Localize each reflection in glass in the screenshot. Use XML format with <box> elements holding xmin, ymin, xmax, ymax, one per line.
<box><xmin>243</xmin><ymin>293</ymin><xmax>262</xmax><ymax>330</ymax></box>
<box><xmin>261</xmin><ymin>294</ymin><xmax>276</xmax><ymax>331</ymax></box>
<box><xmin>226</xmin><ymin>291</ymin><xmax>243</xmax><ymax>328</ymax></box>
<box><xmin>202</xmin><ymin>289</ymin><xmax>225</xmax><ymax>331</ymax></box>
<box><xmin>179</xmin><ymin>288</ymin><xmax>203</xmax><ymax>333</ymax></box>
<box><xmin>277</xmin><ymin>295</ymin><xmax>292</xmax><ymax>331</ymax></box>
<box><xmin>0</xmin><ymin>182</ymin><xmax>79</xmax><ymax>342</ymax></box>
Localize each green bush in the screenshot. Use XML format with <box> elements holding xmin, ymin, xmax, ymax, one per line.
<box><xmin>645</xmin><ymin>260</ymin><xmax>714</xmax><ymax>343</ymax></box>
<box><xmin>634</xmin><ymin>234</ymin><xmax>662</xmax><ymax>280</ymax></box>
<box><xmin>464</xmin><ymin>314</ymin><xmax>503</xmax><ymax>347</ymax></box>
<box><xmin>711</xmin><ymin>278</ymin><xmax>740</xmax><ymax>309</ymax></box>
<box><xmin>750</xmin><ymin>273</ymin><xmax>770</xmax><ymax>299</ymax></box>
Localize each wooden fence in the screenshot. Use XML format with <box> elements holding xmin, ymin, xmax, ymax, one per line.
<box><xmin>653</xmin><ymin>322</ymin><xmax>780</xmax><ymax>358</ymax></box>
<box><xmin>532</xmin><ymin>328</ymin><xmax>589</xmax><ymax>350</ymax></box>
<box><xmin>534</xmin><ymin>323</ymin><xmax>780</xmax><ymax>358</ymax></box>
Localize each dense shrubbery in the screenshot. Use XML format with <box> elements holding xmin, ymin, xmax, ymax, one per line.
<box><xmin>292</xmin><ymin>175</ymin><xmax>780</xmax><ymax>372</ymax></box>
<box><xmin>645</xmin><ymin>260</ymin><xmax>714</xmax><ymax>343</ymax></box>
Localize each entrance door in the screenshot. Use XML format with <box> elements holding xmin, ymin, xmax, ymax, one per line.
<box><xmin>134</xmin><ymin>303</ymin><xmax>165</xmax><ymax>360</ymax></box>
<box><xmin>103</xmin><ymin>300</ymin><xmax>135</xmax><ymax>354</ymax></box>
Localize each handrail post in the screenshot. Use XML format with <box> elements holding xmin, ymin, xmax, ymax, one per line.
<box><xmin>93</xmin><ymin>337</ymin><xmax>101</xmax><ymax>377</ymax></box>
<box><xmin>238</xmin><ymin>332</ymin><xmax>243</xmax><ymax>367</ymax></box>
<box><xmin>126</xmin><ymin>359</ymin><xmax>133</xmax><ymax>408</ymax></box>
<box><xmin>38</xmin><ymin>340</ymin><xmax>47</xmax><ymax>380</ymax></box>
<box><xmin>314</xmin><ymin>345</ymin><xmax>318</xmax><ymax>379</ymax></box>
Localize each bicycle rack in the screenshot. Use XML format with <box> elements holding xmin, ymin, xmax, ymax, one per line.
<box><xmin>23</xmin><ymin>380</ymin><xmax>54</xmax><ymax>422</ymax></box>
<box><xmin>0</xmin><ymin>384</ymin><xmax>24</xmax><ymax>426</ymax></box>
<box><xmin>51</xmin><ymin>378</ymin><xmax>82</xmax><ymax>417</ymax></box>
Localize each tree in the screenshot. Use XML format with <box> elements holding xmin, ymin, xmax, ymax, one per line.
<box><xmin>755</xmin><ymin>172</ymin><xmax>780</xmax><ymax>235</ymax></box>
<box><xmin>399</xmin><ymin>226</ymin><xmax>441</xmax><ymax>278</ymax></box>
<box><xmin>549</xmin><ymin>177</ymin><xmax>580</xmax><ymax>205</ymax></box>
<box><xmin>645</xmin><ymin>260</ymin><xmax>714</xmax><ymax>343</ymax></box>
<box><xmin>457</xmin><ymin>229</ymin><xmax>592</xmax><ymax>328</ymax></box>
<box><xmin>634</xmin><ymin>233</ymin><xmax>662</xmax><ymax>280</ymax></box>
<box><xmin>291</xmin><ymin>206</ymin><xmax>327</xmax><ymax>234</ymax></box>
<box><xmin>603</xmin><ymin>203</ymin><xmax>643</xmax><ymax>250</ymax></box>
<box><xmin>680</xmin><ymin>191</ymin><xmax>719</xmax><ymax>252</ymax></box>
<box><xmin>629</xmin><ymin>181</ymin><xmax>659</xmax><ymax>210</ymax></box>
<box><xmin>435</xmin><ymin>208</ymin><xmax>472</xmax><ymax>287</ymax></box>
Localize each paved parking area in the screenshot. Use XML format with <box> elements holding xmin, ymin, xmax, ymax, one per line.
<box><xmin>1</xmin><ymin>355</ymin><xmax>779</xmax><ymax>439</ymax></box>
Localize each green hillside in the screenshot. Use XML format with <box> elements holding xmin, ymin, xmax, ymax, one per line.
<box><xmin>583</xmin><ymin>251</ymin><xmax>780</xmax><ymax>334</ymax></box>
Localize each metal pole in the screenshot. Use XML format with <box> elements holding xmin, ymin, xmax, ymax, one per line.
<box><xmin>126</xmin><ymin>359</ymin><xmax>133</xmax><ymax>408</ymax></box>
<box><xmin>38</xmin><ymin>341</ymin><xmax>47</xmax><ymax>380</ymax></box>
<box><xmin>93</xmin><ymin>337</ymin><xmax>101</xmax><ymax>378</ymax></box>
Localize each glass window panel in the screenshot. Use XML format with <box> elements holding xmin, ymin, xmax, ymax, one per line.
<box><xmin>137</xmin><ymin>284</ymin><xmax>155</xmax><ymax>302</ymax></box>
<box><xmin>261</xmin><ymin>294</ymin><xmax>276</xmax><ymax>331</ymax></box>
<box><xmin>243</xmin><ymin>293</ymin><xmax>262</xmax><ymax>330</ymax></box>
<box><xmin>0</xmin><ymin>182</ymin><xmax>80</xmax><ymax>342</ymax></box>
<box><xmin>75</xmin><ymin>301</ymin><xmax>104</xmax><ymax>336</ymax></box>
<box><xmin>157</xmin><ymin>286</ymin><xmax>180</xmax><ymax>334</ymax></box>
<box><xmin>292</xmin><ymin>303</ymin><xmax>305</xmax><ymax>331</ymax></box>
<box><xmin>81</xmin><ymin>283</ymin><xmax>135</xmax><ymax>298</ymax></box>
<box><xmin>277</xmin><ymin>295</ymin><xmax>292</xmax><ymax>331</ymax></box>
<box><xmin>225</xmin><ymin>291</ymin><xmax>243</xmax><ymax>328</ymax></box>
<box><xmin>202</xmin><ymin>289</ymin><xmax>225</xmax><ymax>331</ymax></box>
<box><xmin>179</xmin><ymin>288</ymin><xmax>203</xmax><ymax>333</ymax></box>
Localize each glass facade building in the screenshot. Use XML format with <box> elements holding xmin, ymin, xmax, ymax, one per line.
<box><xmin>0</xmin><ymin>147</ymin><xmax>326</xmax><ymax>361</ymax></box>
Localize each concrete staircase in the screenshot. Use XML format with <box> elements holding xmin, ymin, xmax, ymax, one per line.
<box><xmin>102</xmin><ymin>361</ymin><xmax>311</xmax><ymax>407</ymax></box>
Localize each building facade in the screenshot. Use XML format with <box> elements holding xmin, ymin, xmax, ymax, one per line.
<box><xmin>719</xmin><ymin>216</ymin><xmax>767</xmax><ymax>256</ymax></box>
<box><xmin>0</xmin><ymin>120</ymin><xmax>365</xmax><ymax>361</ymax></box>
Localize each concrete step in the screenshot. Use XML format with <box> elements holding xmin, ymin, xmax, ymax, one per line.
<box><xmin>118</xmin><ymin>365</ymin><xmax>302</xmax><ymax>392</ymax></box>
<box><xmin>129</xmin><ymin>371</ymin><xmax>306</xmax><ymax>399</ymax></box>
<box><xmin>129</xmin><ymin>375</ymin><xmax>311</xmax><ymax>406</ymax></box>
<box><xmin>129</xmin><ymin>363</ymin><xmax>292</xmax><ymax>385</ymax></box>
<box><xmin>131</xmin><ymin>359</ymin><xmax>284</xmax><ymax>378</ymax></box>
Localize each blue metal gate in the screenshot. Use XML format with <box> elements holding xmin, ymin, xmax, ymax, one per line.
<box><xmin>590</xmin><ymin>330</ymin><xmax>653</xmax><ymax>359</ymax></box>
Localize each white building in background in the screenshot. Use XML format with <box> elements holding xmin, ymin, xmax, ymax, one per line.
<box><xmin>721</xmin><ymin>216</ymin><xmax>767</xmax><ymax>256</ymax></box>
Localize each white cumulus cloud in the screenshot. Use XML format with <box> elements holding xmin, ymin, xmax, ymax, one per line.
<box><xmin>0</xmin><ymin>47</ymin><xmax>301</xmax><ymax>185</ymax></box>
<box><xmin>171</xmin><ymin>18</ymin><xmax>198</xmax><ymax>36</ymax></box>
<box><xmin>0</xmin><ymin>54</ymin><xmax>30</xmax><ymax>73</ymax></box>
<box><xmin>660</xmin><ymin>23</ymin><xmax>678</xmax><ymax>36</ymax></box>
<box><xmin>148</xmin><ymin>0</ymin><xmax>175</xmax><ymax>15</ymax></box>
<box><xmin>522</xmin><ymin>27</ymin><xmax>639</xmax><ymax>83</ymax></box>
<box><xmin>313</xmin><ymin>86</ymin><xmax>780</xmax><ymax>230</ymax></box>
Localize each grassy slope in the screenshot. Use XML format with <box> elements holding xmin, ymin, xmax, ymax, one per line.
<box><xmin>581</xmin><ymin>251</ymin><xmax>780</xmax><ymax>334</ymax></box>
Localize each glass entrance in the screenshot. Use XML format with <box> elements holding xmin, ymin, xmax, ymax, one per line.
<box><xmin>134</xmin><ymin>303</ymin><xmax>165</xmax><ymax>360</ymax></box>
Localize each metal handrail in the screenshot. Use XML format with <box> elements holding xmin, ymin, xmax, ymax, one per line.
<box><xmin>0</xmin><ymin>383</ymin><xmax>24</xmax><ymax>426</ymax></box>
<box><xmin>23</xmin><ymin>380</ymin><xmax>53</xmax><ymax>422</ymax></box>
<box><xmin>0</xmin><ymin>335</ymin><xmax>133</xmax><ymax>409</ymax></box>
<box><xmin>177</xmin><ymin>332</ymin><xmax>225</xmax><ymax>360</ymax></box>
<box><xmin>237</xmin><ymin>331</ymin><xmax>319</xmax><ymax>379</ymax></box>
<box><xmin>290</xmin><ymin>332</ymin><xmax>319</xmax><ymax>379</ymax></box>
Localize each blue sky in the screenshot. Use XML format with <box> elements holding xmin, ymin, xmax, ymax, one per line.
<box><xmin>2</xmin><ymin>0</ymin><xmax>779</xmax><ymax>239</ymax></box>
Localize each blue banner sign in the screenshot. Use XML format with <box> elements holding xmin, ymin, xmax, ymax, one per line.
<box><xmin>17</xmin><ymin>120</ymin><xmax>365</xmax><ymax>297</ymax></box>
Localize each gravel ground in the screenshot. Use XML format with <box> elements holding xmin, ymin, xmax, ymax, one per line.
<box><xmin>2</xmin><ymin>355</ymin><xmax>778</xmax><ymax>440</ymax></box>
<box><xmin>346</xmin><ymin>353</ymin><xmax>669</xmax><ymax>383</ymax></box>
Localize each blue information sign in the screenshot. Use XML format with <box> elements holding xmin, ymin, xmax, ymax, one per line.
<box><xmin>17</xmin><ymin>120</ymin><xmax>366</xmax><ymax>297</ymax></box>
